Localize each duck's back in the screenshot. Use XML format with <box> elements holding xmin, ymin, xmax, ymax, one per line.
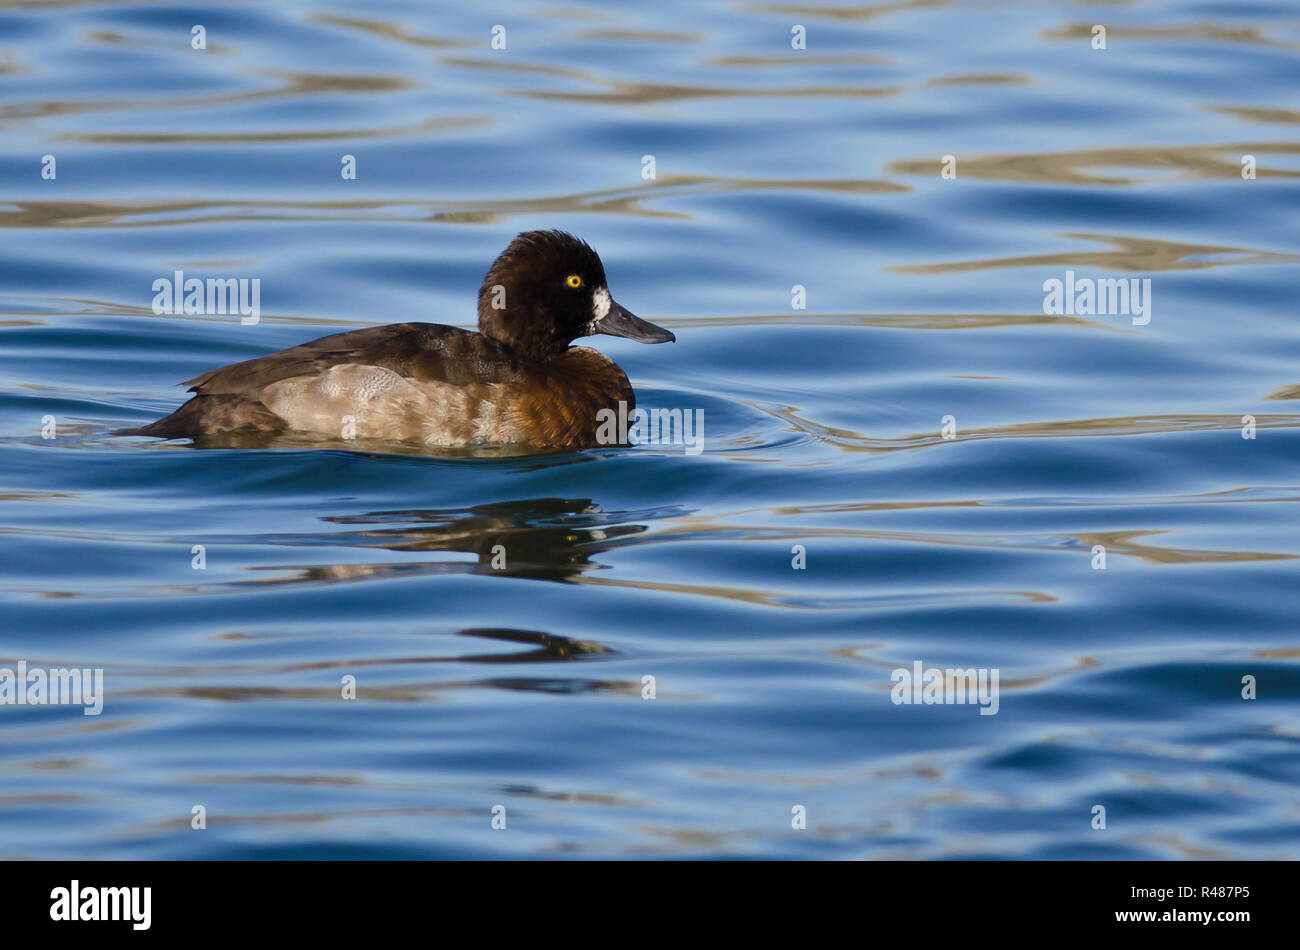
<box><xmin>184</xmin><ymin>323</ymin><xmax>522</xmax><ymax>396</ymax></box>
<box><xmin>124</xmin><ymin>322</ymin><xmax>632</xmax><ymax>448</ymax></box>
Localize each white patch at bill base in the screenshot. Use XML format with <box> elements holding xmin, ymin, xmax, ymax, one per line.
<box><xmin>590</xmin><ymin>287</ymin><xmax>612</xmax><ymax>329</ymax></box>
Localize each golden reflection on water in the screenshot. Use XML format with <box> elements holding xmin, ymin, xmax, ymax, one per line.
<box><xmin>1043</xmin><ymin>21</ymin><xmax>1300</xmax><ymax>51</ymax></box>
<box><xmin>890</xmin><ymin>233</ymin><xmax>1299</xmax><ymax>274</ymax></box>
<box><xmin>681</xmin><ymin>310</ymin><xmax>1117</xmax><ymax>331</ymax></box>
<box><xmin>2</xmin><ymin>70</ymin><xmax>420</xmax><ymax>123</ymax></box>
<box><xmin>576</xmin><ymin>28</ymin><xmax>705</xmax><ymax>44</ymax></box>
<box><xmin>440</xmin><ymin>52</ymin><xmax>905</xmax><ymax>104</ymax></box>
<box><xmin>634</xmin><ymin>517</ymin><xmax>1293</xmax><ymax>567</ymax></box>
<box><xmin>305</xmin><ymin>13</ymin><xmax>469</xmax><ymax>49</ymax></box>
<box><xmin>1209</xmin><ymin>106</ymin><xmax>1300</xmax><ymax>125</ymax></box>
<box><xmin>889</xmin><ymin>143</ymin><xmax>1300</xmax><ymax>185</ymax></box>
<box><xmin>64</xmin><ymin>114</ymin><xmax>485</xmax><ymax>145</ymax></box>
<box><xmin>85</xmin><ymin>29</ymin><xmax>234</xmax><ymax>56</ymax></box>
<box><xmin>1265</xmin><ymin>383</ymin><xmax>1300</xmax><ymax>401</ymax></box>
<box><xmin>763</xmin><ymin>404</ymin><xmax>1300</xmax><ymax>452</ymax></box>
<box><xmin>0</xmin><ymin>173</ymin><xmax>906</xmax><ymax>229</ymax></box>
<box><xmin>702</xmin><ymin>52</ymin><xmax>893</xmax><ymax>66</ymax></box>
<box><xmin>440</xmin><ymin>52</ymin><xmax>1030</xmax><ymax>105</ymax></box>
<box><xmin>1074</xmin><ymin>530</ymin><xmax>1294</xmax><ymax>564</ymax></box>
<box><xmin>747</xmin><ymin>0</ymin><xmax>949</xmax><ymax>23</ymax></box>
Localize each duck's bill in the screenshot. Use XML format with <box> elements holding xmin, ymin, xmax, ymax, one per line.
<box><xmin>598</xmin><ymin>301</ymin><xmax>675</xmax><ymax>344</ymax></box>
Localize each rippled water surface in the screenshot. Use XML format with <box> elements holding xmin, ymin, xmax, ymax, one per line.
<box><xmin>2</xmin><ymin>0</ymin><xmax>1299</xmax><ymax>859</ymax></box>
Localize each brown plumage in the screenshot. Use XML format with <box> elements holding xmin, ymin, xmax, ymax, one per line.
<box><xmin>120</xmin><ymin>231</ymin><xmax>674</xmax><ymax>449</ymax></box>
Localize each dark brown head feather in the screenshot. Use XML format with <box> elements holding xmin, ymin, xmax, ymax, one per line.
<box><xmin>477</xmin><ymin>230</ymin><xmax>608</xmax><ymax>360</ymax></box>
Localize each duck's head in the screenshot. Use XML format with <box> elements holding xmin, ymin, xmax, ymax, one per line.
<box><xmin>477</xmin><ymin>229</ymin><xmax>675</xmax><ymax>360</ymax></box>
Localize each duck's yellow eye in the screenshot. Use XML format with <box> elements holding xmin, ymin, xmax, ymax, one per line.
<box><xmin>565</xmin><ymin>274</ymin><xmax>582</xmax><ymax>289</ymax></box>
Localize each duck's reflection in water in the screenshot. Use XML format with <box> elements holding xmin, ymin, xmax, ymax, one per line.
<box><xmin>247</xmin><ymin>496</ymin><xmax>665</xmax><ymax>587</ymax></box>
<box><xmin>452</xmin><ymin>627</ymin><xmax>612</xmax><ymax>663</ymax></box>
<box><xmin>106</xmin><ymin>627</ymin><xmax>620</xmax><ymax>708</ymax></box>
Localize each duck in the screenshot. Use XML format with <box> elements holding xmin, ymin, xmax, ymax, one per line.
<box><xmin>120</xmin><ymin>230</ymin><xmax>675</xmax><ymax>449</ymax></box>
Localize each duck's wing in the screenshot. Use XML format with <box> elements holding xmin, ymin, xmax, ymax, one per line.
<box><xmin>183</xmin><ymin>323</ymin><xmax>525</xmax><ymax>396</ymax></box>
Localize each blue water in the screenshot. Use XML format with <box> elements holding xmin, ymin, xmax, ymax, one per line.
<box><xmin>1</xmin><ymin>0</ymin><xmax>1299</xmax><ymax>859</ymax></box>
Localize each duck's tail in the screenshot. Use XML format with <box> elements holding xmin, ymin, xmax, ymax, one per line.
<box><xmin>116</xmin><ymin>394</ymin><xmax>286</xmax><ymax>439</ymax></box>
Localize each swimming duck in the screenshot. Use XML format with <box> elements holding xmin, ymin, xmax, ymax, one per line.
<box><xmin>121</xmin><ymin>230</ymin><xmax>674</xmax><ymax>448</ymax></box>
